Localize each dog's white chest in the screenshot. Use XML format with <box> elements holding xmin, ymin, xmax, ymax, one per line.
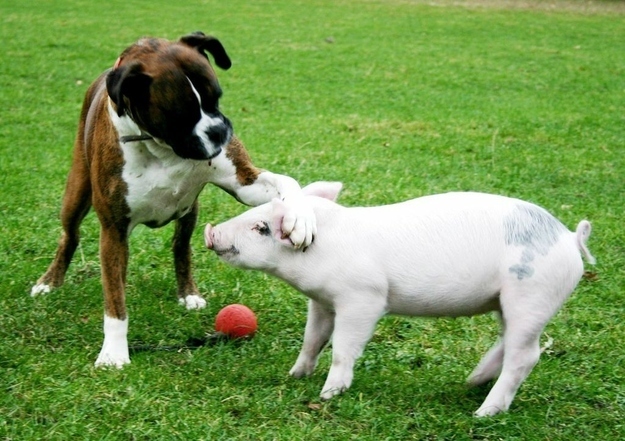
<box><xmin>121</xmin><ymin>142</ymin><xmax>210</xmax><ymax>230</ymax></box>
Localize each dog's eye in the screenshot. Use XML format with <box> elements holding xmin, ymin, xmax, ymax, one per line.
<box><xmin>253</xmin><ymin>222</ymin><xmax>271</xmax><ymax>236</ymax></box>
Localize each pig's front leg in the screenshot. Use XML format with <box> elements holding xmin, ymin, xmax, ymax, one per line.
<box><xmin>290</xmin><ymin>300</ymin><xmax>335</xmax><ymax>378</ymax></box>
<box><xmin>320</xmin><ymin>298</ymin><xmax>386</xmax><ymax>400</ymax></box>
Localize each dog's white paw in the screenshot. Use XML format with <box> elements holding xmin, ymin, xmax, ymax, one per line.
<box><xmin>95</xmin><ymin>337</ymin><xmax>130</xmax><ymax>368</ymax></box>
<box><xmin>281</xmin><ymin>195</ymin><xmax>317</xmax><ymax>250</ymax></box>
<box><xmin>31</xmin><ymin>283</ymin><xmax>51</xmax><ymax>297</ymax></box>
<box><xmin>94</xmin><ymin>351</ymin><xmax>130</xmax><ymax>369</ymax></box>
<box><xmin>178</xmin><ymin>294</ymin><xmax>207</xmax><ymax>310</ymax></box>
<box><xmin>95</xmin><ymin>340</ymin><xmax>130</xmax><ymax>369</ymax></box>
<box><xmin>95</xmin><ymin>316</ymin><xmax>130</xmax><ymax>368</ymax></box>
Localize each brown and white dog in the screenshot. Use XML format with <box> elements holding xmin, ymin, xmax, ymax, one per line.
<box><xmin>31</xmin><ymin>32</ymin><xmax>315</xmax><ymax>368</ymax></box>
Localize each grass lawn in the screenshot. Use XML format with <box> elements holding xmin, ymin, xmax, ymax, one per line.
<box><xmin>0</xmin><ymin>0</ymin><xmax>623</xmax><ymax>439</ymax></box>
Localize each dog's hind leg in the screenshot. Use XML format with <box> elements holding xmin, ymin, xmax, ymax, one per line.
<box><xmin>31</xmin><ymin>156</ymin><xmax>92</xmax><ymax>296</ymax></box>
<box><xmin>173</xmin><ymin>200</ymin><xmax>206</xmax><ymax>309</ymax></box>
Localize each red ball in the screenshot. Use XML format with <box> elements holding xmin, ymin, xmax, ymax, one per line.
<box><xmin>215</xmin><ymin>304</ymin><xmax>258</xmax><ymax>339</ymax></box>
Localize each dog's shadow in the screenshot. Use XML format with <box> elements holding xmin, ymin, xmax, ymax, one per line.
<box><xmin>128</xmin><ymin>332</ymin><xmax>244</xmax><ymax>354</ymax></box>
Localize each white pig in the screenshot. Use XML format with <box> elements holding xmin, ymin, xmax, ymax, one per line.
<box><xmin>204</xmin><ymin>182</ymin><xmax>595</xmax><ymax>416</ymax></box>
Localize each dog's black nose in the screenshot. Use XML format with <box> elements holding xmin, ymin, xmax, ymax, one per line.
<box><xmin>206</xmin><ymin>115</ymin><xmax>232</xmax><ymax>146</ymax></box>
<box><xmin>206</xmin><ymin>123</ymin><xmax>230</xmax><ymax>146</ymax></box>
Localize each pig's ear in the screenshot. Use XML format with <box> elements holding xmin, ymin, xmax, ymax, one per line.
<box><xmin>270</xmin><ymin>199</ymin><xmax>295</xmax><ymax>246</ymax></box>
<box><xmin>301</xmin><ymin>181</ymin><xmax>342</xmax><ymax>201</ymax></box>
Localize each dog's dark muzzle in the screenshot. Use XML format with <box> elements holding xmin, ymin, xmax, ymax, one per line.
<box><xmin>205</xmin><ymin>115</ymin><xmax>232</xmax><ymax>148</ymax></box>
<box><xmin>172</xmin><ymin>116</ymin><xmax>232</xmax><ymax>160</ymax></box>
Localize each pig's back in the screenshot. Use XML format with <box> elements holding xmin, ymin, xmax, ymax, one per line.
<box><xmin>317</xmin><ymin>192</ymin><xmax>573</xmax><ymax>317</ymax></box>
<box><xmin>346</xmin><ymin>192</ymin><xmax>521</xmax><ymax>273</ymax></box>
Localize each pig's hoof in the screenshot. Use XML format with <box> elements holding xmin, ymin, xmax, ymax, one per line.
<box><xmin>474</xmin><ymin>404</ymin><xmax>504</xmax><ymax>417</ymax></box>
<box><xmin>320</xmin><ymin>385</ymin><xmax>346</xmax><ymax>400</ymax></box>
<box><xmin>179</xmin><ymin>294</ymin><xmax>207</xmax><ymax>310</ymax></box>
<box><xmin>289</xmin><ymin>363</ymin><xmax>315</xmax><ymax>378</ymax></box>
<box><xmin>466</xmin><ymin>372</ymin><xmax>493</xmax><ymax>387</ymax></box>
<box><xmin>289</xmin><ymin>368</ymin><xmax>305</xmax><ymax>379</ymax></box>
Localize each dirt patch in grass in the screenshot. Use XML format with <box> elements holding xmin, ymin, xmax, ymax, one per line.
<box><xmin>401</xmin><ymin>0</ymin><xmax>625</xmax><ymax>14</ymax></box>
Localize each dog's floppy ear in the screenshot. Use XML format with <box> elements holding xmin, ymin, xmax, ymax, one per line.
<box><xmin>179</xmin><ymin>31</ymin><xmax>232</xmax><ymax>70</ymax></box>
<box><xmin>106</xmin><ymin>62</ymin><xmax>152</xmax><ymax>117</ymax></box>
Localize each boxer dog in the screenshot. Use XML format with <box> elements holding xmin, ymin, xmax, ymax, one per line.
<box><xmin>31</xmin><ymin>32</ymin><xmax>315</xmax><ymax>368</ymax></box>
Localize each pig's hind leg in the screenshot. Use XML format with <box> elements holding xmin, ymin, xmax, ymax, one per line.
<box><xmin>290</xmin><ymin>300</ymin><xmax>335</xmax><ymax>378</ymax></box>
<box><xmin>467</xmin><ymin>312</ymin><xmax>505</xmax><ymax>386</ymax></box>
<box><xmin>467</xmin><ymin>342</ymin><xmax>504</xmax><ymax>387</ymax></box>
<box><xmin>474</xmin><ymin>283</ymin><xmax>564</xmax><ymax>417</ymax></box>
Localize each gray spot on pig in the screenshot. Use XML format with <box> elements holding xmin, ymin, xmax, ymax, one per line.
<box><xmin>509</xmin><ymin>264</ymin><xmax>535</xmax><ymax>280</ymax></box>
<box><xmin>504</xmin><ymin>204</ymin><xmax>566</xmax><ymax>256</ymax></box>
<box><xmin>505</xmin><ymin>204</ymin><xmax>566</xmax><ymax>281</ymax></box>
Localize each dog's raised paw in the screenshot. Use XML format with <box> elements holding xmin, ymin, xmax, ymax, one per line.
<box><xmin>31</xmin><ymin>283</ymin><xmax>51</xmax><ymax>297</ymax></box>
<box><xmin>179</xmin><ymin>294</ymin><xmax>207</xmax><ymax>310</ymax></box>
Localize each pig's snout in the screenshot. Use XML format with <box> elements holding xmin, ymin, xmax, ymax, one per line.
<box><xmin>204</xmin><ymin>224</ymin><xmax>214</xmax><ymax>249</ymax></box>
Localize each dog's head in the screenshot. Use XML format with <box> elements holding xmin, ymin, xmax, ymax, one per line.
<box><xmin>106</xmin><ymin>31</ymin><xmax>233</xmax><ymax>160</ymax></box>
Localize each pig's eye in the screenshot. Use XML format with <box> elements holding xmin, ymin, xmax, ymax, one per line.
<box><xmin>253</xmin><ymin>221</ymin><xmax>271</xmax><ymax>236</ymax></box>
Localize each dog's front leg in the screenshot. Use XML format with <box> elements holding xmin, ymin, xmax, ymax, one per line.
<box><xmin>208</xmin><ymin>137</ymin><xmax>316</xmax><ymax>249</ymax></box>
<box><xmin>235</xmin><ymin>171</ymin><xmax>316</xmax><ymax>249</ymax></box>
<box><xmin>94</xmin><ymin>224</ymin><xmax>130</xmax><ymax>368</ymax></box>
<box><xmin>174</xmin><ymin>201</ymin><xmax>206</xmax><ymax>309</ymax></box>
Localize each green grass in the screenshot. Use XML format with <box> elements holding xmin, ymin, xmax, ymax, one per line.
<box><xmin>1</xmin><ymin>0</ymin><xmax>624</xmax><ymax>439</ymax></box>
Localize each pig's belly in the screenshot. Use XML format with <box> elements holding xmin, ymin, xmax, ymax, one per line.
<box><xmin>385</xmin><ymin>268</ymin><xmax>502</xmax><ymax>318</ymax></box>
